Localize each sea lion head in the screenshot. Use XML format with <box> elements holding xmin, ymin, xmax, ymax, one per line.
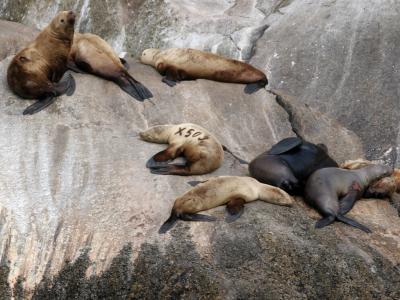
<box><xmin>49</xmin><ymin>11</ymin><xmax>75</xmax><ymax>40</ymax></box>
<box><xmin>364</xmin><ymin>164</ymin><xmax>393</xmax><ymax>183</ymax></box>
<box><xmin>140</xmin><ymin>48</ymin><xmax>160</xmax><ymax>65</ymax></box>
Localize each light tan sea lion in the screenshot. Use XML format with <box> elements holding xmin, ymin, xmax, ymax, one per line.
<box><xmin>69</xmin><ymin>33</ymin><xmax>152</xmax><ymax>101</ymax></box>
<box><xmin>140</xmin><ymin>123</ymin><xmax>225</xmax><ymax>175</ymax></box>
<box><xmin>7</xmin><ymin>11</ymin><xmax>76</xmax><ymax>115</ymax></box>
<box><xmin>159</xmin><ymin>176</ymin><xmax>294</xmax><ymax>233</ymax></box>
<box><xmin>140</xmin><ymin>48</ymin><xmax>267</xmax><ymax>93</ymax></box>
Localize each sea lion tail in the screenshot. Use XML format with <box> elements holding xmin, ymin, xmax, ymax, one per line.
<box><xmin>222</xmin><ymin>145</ymin><xmax>248</xmax><ymax>164</ymax></box>
<box><xmin>336</xmin><ymin>215</ymin><xmax>372</xmax><ymax>233</ymax></box>
<box><xmin>158</xmin><ymin>213</ymin><xmax>178</xmax><ymax>234</ymax></box>
<box><xmin>244</xmin><ymin>79</ymin><xmax>267</xmax><ymax>94</ymax></box>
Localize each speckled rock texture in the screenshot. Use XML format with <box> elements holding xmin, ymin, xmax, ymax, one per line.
<box><xmin>0</xmin><ymin>0</ymin><xmax>399</xmax><ymax>299</ymax></box>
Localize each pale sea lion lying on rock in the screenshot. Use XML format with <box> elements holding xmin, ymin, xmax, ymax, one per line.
<box><xmin>140</xmin><ymin>48</ymin><xmax>267</xmax><ymax>93</ymax></box>
<box><xmin>159</xmin><ymin>176</ymin><xmax>294</xmax><ymax>233</ymax></box>
<box><xmin>140</xmin><ymin>123</ymin><xmax>246</xmax><ymax>175</ymax></box>
<box><xmin>7</xmin><ymin>11</ymin><xmax>76</xmax><ymax>115</ymax></box>
<box><xmin>304</xmin><ymin>164</ymin><xmax>393</xmax><ymax>233</ymax></box>
<box><xmin>69</xmin><ymin>32</ymin><xmax>152</xmax><ymax>101</ymax></box>
<box><xmin>249</xmin><ymin>137</ymin><xmax>338</xmax><ymax>195</ymax></box>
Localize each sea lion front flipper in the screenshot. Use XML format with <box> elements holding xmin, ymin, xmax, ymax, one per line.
<box><xmin>268</xmin><ymin>137</ymin><xmax>302</xmax><ymax>155</ymax></box>
<box><xmin>162</xmin><ymin>77</ymin><xmax>178</xmax><ymax>87</ymax></box>
<box><xmin>225</xmin><ymin>198</ymin><xmax>246</xmax><ymax>223</ymax></box>
<box><xmin>187</xmin><ymin>180</ymin><xmax>208</xmax><ymax>187</ymax></box>
<box><xmin>336</xmin><ymin>215</ymin><xmax>372</xmax><ymax>233</ymax></box>
<box><xmin>23</xmin><ymin>95</ymin><xmax>57</xmax><ymax>115</ymax></box>
<box><xmin>67</xmin><ymin>60</ymin><xmax>86</xmax><ymax>74</ymax></box>
<box><xmin>338</xmin><ymin>181</ymin><xmax>363</xmax><ymax>215</ymax></box>
<box><xmin>315</xmin><ymin>215</ymin><xmax>336</xmax><ymax>229</ymax></box>
<box><xmin>58</xmin><ymin>72</ymin><xmax>76</xmax><ymax>96</ymax></box>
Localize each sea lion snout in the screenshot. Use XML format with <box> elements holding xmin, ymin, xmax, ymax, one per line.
<box><xmin>67</xmin><ymin>11</ymin><xmax>75</xmax><ymax>25</ymax></box>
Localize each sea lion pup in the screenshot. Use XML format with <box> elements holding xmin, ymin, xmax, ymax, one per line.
<box><xmin>249</xmin><ymin>137</ymin><xmax>338</xmax><ymax>195</ymax></box>
<box><xmin>304</xmin><ymin>164</ymin><xmax>393</xmax><ymax>233</ymax></box>
<box><xmin>140</xmin><ymin>123</ymin><xmax>246</xmax><ymax>175</ymax></box>
<box><xmin>159</xmin><ymin>176</ymin><xmax>294</xmax><ymax>233</ymax></box>
<box><xmin>7</xmin><ymin>11</ymin><xmax>76</xmax><ymax>115</ymax></box>
<box><xmin>68</xmin><ymin>33</ymin><xmax>152</xmax><ymax>101</ymax></box>
<box><xmin>140</xmin><ymin>48</ymin><xmax>267</xmax><ymax>94</ymax></box>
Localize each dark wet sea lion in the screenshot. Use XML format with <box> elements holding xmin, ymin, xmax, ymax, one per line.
<box><xmin>69</xmin><ymin>33</ymin><xmax>152</xmax><ymax>101</ymax></box>
<box><xmin>7</xmin><ymin>11</ymin><xmax>76</xmax><ymax>115</ymax></box>
<box><xmin>304</xmin><ymin>164</ymin><xmax>393</xmax><ymax>233</ymax></box>
<box><xmin>140</xmin><ymin>48</ymin><xmax>267</xmax><ymax>93</ymax></box>
<box><xmin>249</xmin><ymin>137</ymin><xmax>338</xmax><ymax>195</ymax></box>
<box><xmin>159</xmin><ymin>176</ymin><xmax>293</xmax><ymax>233</ymax></box>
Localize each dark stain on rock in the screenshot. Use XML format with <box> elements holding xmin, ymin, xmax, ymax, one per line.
<box><xmin>0</xmin><ymin>263</ymin><xmax>11</xmax><ymax>300</ymax></box>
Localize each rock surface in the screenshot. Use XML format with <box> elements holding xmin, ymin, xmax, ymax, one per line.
<box><xmin>0</xmin><ymin>0</ymin><xmax>399</xmax><ymax>298</ymax></box>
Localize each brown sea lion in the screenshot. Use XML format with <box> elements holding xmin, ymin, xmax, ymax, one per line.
<box><xmin>140</xmin><ymin>123</ymin><xmax>232</xmax><ymax>175</ymax></box>
<box><xmin>249</xmin><ymin>137</ymin><xmax>338</xmax><ymax>195</ymax></box>
<box><xmin>68</xmin><ymin>33</ymin><xmax>152</xmax><ymax>101</ymax></box>
<box><xmin>159</xmin><ymin>176</ymin><xmax>294</xmax><ymax>233</ymax></box>
<box><xmin>140</xmin><ymin>48</ymin><xmax>267</xmax><ymax>93</ymax></box>
<box><xmin>304</xmin><ymin>164</ymin><xmax>393</xmax><ymax>233</ymax></box>
<box><xmin>7</xmin><ymin>11</ymin><xmax>76</xmax><ymax>115</ymax></box>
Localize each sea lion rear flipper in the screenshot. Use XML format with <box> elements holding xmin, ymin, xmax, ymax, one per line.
<box><xmin>23</xmin><ymin>96</ymin><xmax>57</xmax><ymax>115</ymax></box>
<box><xmin>244</xmin><ymin>79</ymin><xmax>267</xmax><ymax>94</ymax></box>
<box><xmin>126</xmin><ymin>75</ymin><xmax>153</xmax><ymax>99</ymax></box>
<box><xmin>180</xmin><ymin>213</ymin><xmax>217</xmax><ymax>222</ymax></box>
<box><xmin>222</xmin><ymin>145</ymin><xmax>248</xmax><ymax>164</ymax></box>
<box><xmin>117</xmin><ymin>75</ymin><xmax>153</xmax><ymax>101</ymax></box>
<box><xmin>268</xmin><ymin>137</ymin><xmax>303</xmax><ymax>155</ymax></box>
<box><xmin>162</xmin><ymin>77</ymin><xmax>178</xmax><ymax>87</ymax></box>
<box><xmin>225</xmin><ymin>198</ymin><xmax>246</xmax><ymax>223</ymax></box>
<box><xmin>315</xmin><ymin>215</ymin><xmax>335</xmax><ymax>229</ymax></box>
<box><xmin>146</xmin><ymin>157</ymin><xmax>172</xmax><ymax>169</ymax></box>
<box><xmin>186</xmin><ymin>180</ymin><xmax>208</xmax><ymax>187</ymax></box>
<box><xmin>159</xmin><ymin>213</ymin><xmax>178</xmax><ymax>234</ymax></box>
<box><xmin>336</xmin><ymin>215</ymin><xmax>372</xmax><ymax>233</ymax></box>
<box><xmin>120</xmin><ymin>57</ymin><xmax>130</xmax><ymax>70</ymax></box>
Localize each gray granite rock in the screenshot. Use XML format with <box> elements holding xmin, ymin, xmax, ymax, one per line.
<box><xmin>0</xmin><ymin>0</ymin><xmax>399</xmax><ymax>298</ymax></box>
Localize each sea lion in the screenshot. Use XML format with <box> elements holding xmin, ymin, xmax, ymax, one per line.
<box><xmin>7</xmin><ymin>11</ymin><xmax>76</xmax><ymax>115</ymax></box>
<box><xmin>249</xmin><ymin>137</ymin><xmax>338</xmax><ymax>195</ymax></box>
<box><xmin>159</xmin><ymin>176</ymin><xmax>294</xmax><ymax>233</ymax></box>
<box><xmin>140</xmin><ymin>48</ymin><xmax>267</xmax><ymax>93</ymax></box>
<box><xmin>140</xmin><ymin>123</ymin><xmax>244</xmax><ymax>175</ymax></box>
<box><xmin>68</xmin><ymin>33</ymin><xmax>152</xmax><ymax>101</ymax></box>
<box><xmin>304</xmin><ymin>164</ymin><xmax>393</xmax><ymax>233</ymax></box>
<box><xmin>341</xmin><ymin>158</ymin><xmax>400</xmax><ymax>197</ymax></box>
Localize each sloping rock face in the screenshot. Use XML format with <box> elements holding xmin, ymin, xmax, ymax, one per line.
<box><xmin>0</xmin><ymin>0</ymin><xmax>399</xmax><ymax>299</ymax></box>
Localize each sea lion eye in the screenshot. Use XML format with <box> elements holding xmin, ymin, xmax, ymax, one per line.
<box><xmin>61</xmin><ymin>19</ymin><xmax>64</xmax><ymax>23</ymax></box>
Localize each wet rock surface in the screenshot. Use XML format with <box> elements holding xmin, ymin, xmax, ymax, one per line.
<box><xmin>0</xmin><ymin>0</ymin><xmax>399</xmax><ymax>298</ymax></box>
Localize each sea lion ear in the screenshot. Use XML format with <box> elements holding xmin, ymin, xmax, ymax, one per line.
<box><xmin>19</xmin><ymin>56</ymin><xmax>29</xmax><ymax>63</ymax></box>
<box><xmin>317</xmin><ymin>143</ymin><xmax>329</xmax><ymax>153</ymax></box>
